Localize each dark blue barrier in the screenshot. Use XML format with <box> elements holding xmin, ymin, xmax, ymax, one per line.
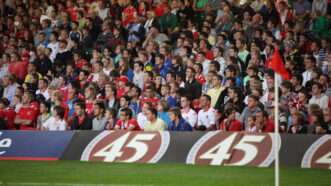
<box><xmin>0</xmin><ymin>131</ymin><xmax>74</xmax><ymax>160</ymax></box>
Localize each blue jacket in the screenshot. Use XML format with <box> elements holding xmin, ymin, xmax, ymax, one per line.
<box><xmin>168</xmin><ymin>118</ymin><xmax>193</xmax><ymax>131</ymax></box>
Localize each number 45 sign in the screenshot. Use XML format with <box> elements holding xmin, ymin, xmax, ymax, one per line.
<box><xmin>186</xmin><ymin>132</ymin><xmax>281</xmax><ymax>167</ymax></box>
<box><xmin>81</xmin><ymin>131</ymin><xmax>170</xmax><ymax>163</ymax></box>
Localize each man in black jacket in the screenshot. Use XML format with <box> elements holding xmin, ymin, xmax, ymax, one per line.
<box><xmin>184</xmin><ymin>67</ymin><xmax>202</xmax><ymax>100</ymax></box>
<box><xmin>71</xmin><ymin>101</ymin><xmax>92</xmax><ymax>130</ymax></box>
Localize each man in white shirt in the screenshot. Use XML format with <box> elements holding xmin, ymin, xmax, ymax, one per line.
<box><xmin>137</xmin><ymin>102</ymin><xmax>152</xmax><ymax>130</ymax></box>
<box><xmin>180</xmin><ymin>96</ymin><xmax>197</xmax><ymax>128</ymax></box>
<box><xmin>133</xmin><ymin>61</ymin><xmax>144</xmax><ymax>90</ymax></box>
<box><xmin>47</xmin><ymin>32</ymin><xmax>59</xmax><ymax>62</ymax></box>
<box><xmin>309</xmin><ymin>82</ymin><xmax>329</xmax><ymax>109</ymax></box>
<box><xmin>36</xmin><ymin>79</ymin><xmax>50</xmax><ymax>100</ymax></box>
<box><xmin>197</xmin><ymin>94</ymin><xmax>217</xmax><ymax>130</ymax></box>
<box><xmin>302</xmin><ymin>55</ymin><xmax>315</xmax><ymax>86</ymax></box>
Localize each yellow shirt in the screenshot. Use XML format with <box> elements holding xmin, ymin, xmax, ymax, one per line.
<box><xmin>24</xmin><ymin>73</ymin><xmax>42</xmax><ymax>83</ymax></box>
<box><xmin>144</xmin><ymin>118</ymin><xmax>167</xmax><ymax>132</ymax></box>
<box><xmin>207</xmin><ymin>86</ymin><xmax>223</xmax><ymax>108</ymax></box>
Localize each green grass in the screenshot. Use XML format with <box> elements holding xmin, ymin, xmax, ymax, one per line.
<box><xmin>0</xmin><ymin>161</ymin><xmax>329</xmax><ymax>186</ymax></box>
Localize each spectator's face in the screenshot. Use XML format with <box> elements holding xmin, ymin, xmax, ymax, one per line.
<box><xmin>22</xmin><ymin>93</ymin><xmax>30</xmax><ymax>105</ymax></box>
<box><xmin>168</xmin><ymin>112</ymin><xmax>176</xmax><ymax>121</ymax></box>
<box><xmin>93</xmin><ymin>105</ymin><xmax>102</xmax><ymax>116</ymax></box>
<box><xmin>120</xmin><ymin>98</ymin><xmax>128</xmax><ymax>107</ymax></box>
<box><xmin>319</xmin><ymin>76</ymin><xmax>327</xmax><ymax>86</ymax></box>
<box><xmin>74</xmin><ymin>104</ymin><xmax>84</xmax><ymax>116</ymax></box>
<box><xmin>312</xmin><ymin>85</ymin><xmax>321</xmax><ymax>95</ymax></box>
<box><xmin>144</xmin><ymin>88</ymin><xmax>153</xmax><ymax>98</ymax></box>
<box><xmin>212</xmin><ymin>76</ymin><xmax>220</xmax><ymax>88</ymax></box>
<box><xmin>160</xmin><ymin>86</ymin><xmax>169</xmax><ymax>96</ymax></box>
<box><xmin>298</xmin><ymin>92</ymin><xmax>306</xmax><ymax>102</ymax></box>
<box><xmin>180</xmin><ymin>97</ymin><xmax>189</xmax><ymax>108</ymax></box>
<box><xmin>323</xmin><ymin>110</ymin><xmax>331</xmax><ymax>123</ymax></box>
<box><xmin>255</xmin><ymin>112</ymin><xmax>263</xmax><ymax>123</ymax></box>
<box><xmin>248</xmin><ymin>117</ymin><xmax>255</xmax><ymax>127</ymax></box>
<box><xmin>38</xmin><ymin>80</ymin><xmax>46</xmax><ymax>90</ymax></box>
<box><xmin>185</xmin><ymin>68</ymin><xmax>194</xmax><ymax>79</ymax></box>
<box><xmin>120</xmin><ymin>111</ymin><xmax>128</xmax><ymax>121</ymax></box>
<box><xmin>199</xmin><ymin>96</ymin><xmax>209</xmax><ymax>108</ymax></box>
<box><xmin>247</xmin><ymin>97</ymin><xmax>257</xmax><ymax>108</ymax></box>
<box><xmin>228</xmin><ymin>89</ymin><xmax>235</xmax><ymax>99</ymax></box>
<box><xmin>146</xmin><ymin>110</ymin><xmax>155</xmax><ymax>122</ymax></box>
<box><xmin>304</xmin><ymin>58</ymin><xmax>313</xmax><ymax>69</ymax></box>
<box><xmin>2</xmin><ymin>77</ymin><xmax>9</xmax><ymax>86</ymax></box>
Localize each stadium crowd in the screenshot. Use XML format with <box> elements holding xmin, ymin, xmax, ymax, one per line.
<box><xmin>0</xmin><ymin>0</ymin><xmax>331</xmax><ymax>134</ymax></box>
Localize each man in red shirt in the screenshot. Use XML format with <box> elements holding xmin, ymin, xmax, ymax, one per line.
<box><xmin>115</xmin><ymin>108</ymin><xmax>140</xmax><ymax>130</ymax></box>
<box><xmin>14</xmin><ymin>91</ymin><xmax>38</xmax><ymax>130</ymax></box>
<box><xmin>220</xmin><ymin>108</ymin><xmax>242</xmax><ymax>131</ymax></box>
<box><xmin>255</xmin><ymin>110</ymin><xmax>275</xmax><ymax>132</ymax></box>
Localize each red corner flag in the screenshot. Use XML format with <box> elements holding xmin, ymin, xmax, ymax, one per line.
<box><xmin>267</xmin><ymin>48</ymin><xmax>291</xmax><ymax>80</ymax></box>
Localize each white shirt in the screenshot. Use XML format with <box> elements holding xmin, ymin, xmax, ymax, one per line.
<box><xmin>197</xmin><ymin>107</ymin><xmax>217</xmax><ymax>128</ymax></box>
<box><xmin>133</xmin><ymin>71</ymin><xmax>144</xmax><ymax>90</ymax></box>
<box><xmin>47</xmin><ymin>42</ymin><xmax>59</xmax><ymax>62</ymax></box>
<box><xmin>181</xmin><ymin>108</ymin><xmax>198</xmax><ymax>127</ymax></box>
<box><xmin>43</xmin><ymin>117</ymin><xmax>67</xmax><ymax>131</ymax></box>
<box><xmin>309</xmin><ymin>94</ymin><xmax>329</xmax><ymax>109</ymax></box>
<box><xmin>302</xmin><ymin>70</ymin><xmax>312</xmax><ymax>86</ymax></box>
<box><xmin>202</xmin><ymin>59</ymin><xmax>211</xmax><ymax>76</ymax></box>
<box><xmin>36</xmin><ymin>89</ymin><xmax>50</xmax><ymax>100</ymax></box>
<box><xmin>137</xmin><ymin>113</ymin><xmax>148</xmax><ymax>129</ymax></box>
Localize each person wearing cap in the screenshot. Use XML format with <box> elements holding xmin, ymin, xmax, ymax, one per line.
<box><xmin>116</xmin><ymin>75</ymin><xmax>129</xmax><ymax>99</ymax></box>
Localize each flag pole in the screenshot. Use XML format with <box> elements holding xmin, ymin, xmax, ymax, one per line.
<box><xmin>274</xmin><ymin>73</ymin><xmax>280</xmax><ymax>186</ymax></box>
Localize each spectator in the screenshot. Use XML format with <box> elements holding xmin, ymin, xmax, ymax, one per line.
<box><xmin>197</xmin><ymin>94</ymin><xmax>216</xmax><ymax>130</ymax></box>
<box><xmin>144</xmin><ymin>107</ymin><xmax>167</xmax><ymax>132</ymax></box>
<box><xmin>220</xmin><ymin>108</ymin><xmax>242</xmax><ymax>132</ymax></box>
<box><xmin>71</xmin><ymin>101</ymin><xmax>92</xmax><ymax>130</ymax></box>
<box><xmin>92</xmin><ymin>101</ymin><xmax>107</xmax><ymax>131</ymax></box>
<box><xmin>240</xmin><ymin>95</ymin><xmax>261</xmax><ymax>129</ymax></box>
<box><xmin>42</xmin><ymin>105</ymin><xmax>67</xmax><ymax>131</ymax></box>
<box><xmin>309</xmin><ymin>82</ymin><xmax>329</xmax><ymax>109</ymax></box>
<box><xmin>168</xmin><ymin>107</ymin><xmax>192</xmax><ymax>131</ymax></box>
<box><xmin>115</xmin><ymin>108</ymin><xmax>140</xmax><ymax>130</ymax></box>
<box><xmin>36</xmin><ymin>101</ymin><xmax>51</xmax><ymax>130</ymax></box>
<box><xmin>180</xmin><ymin>96</ymin><xmax>198</xmax><ymax>128</ymax></box>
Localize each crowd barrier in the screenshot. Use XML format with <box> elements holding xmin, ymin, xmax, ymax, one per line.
<box><xmin>0</xmin><ymin>131</ymin><xmax>330</xmax><ymax>169</ymax></box>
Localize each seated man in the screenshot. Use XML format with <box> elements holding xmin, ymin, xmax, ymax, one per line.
<box><xmin>115</xmin><ymin>108</ymin><xmax>140</xmax><ymax>130</ymax></box>
<box><xmin>144</xmin><ymin>107</ymin><xmax>167</xmax><ymax>132</ymax></box>
<box><xmin>168</xmin><ymin>107</ymin><xmax>192</xmax><ymax>131</ymax></box>
<box><xmin>14</xmin><ymin>91</ymin><xmax>39</xmax><ymax>130</ymax></box>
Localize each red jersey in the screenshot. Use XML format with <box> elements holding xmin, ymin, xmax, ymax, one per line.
<box><xmin>85</xmin><ymin>100</ymin><xmax>94</xmax><ymax>116</ymax></box>
<box><xmin>154</xmin><ymin>3</ymin><xmax>167</xmax><ymax>17</ymax></box>
<box><xmin>17</xmin><ymin>105</ymin><xmax>38</xmax><ymax>129</ymax></box>
<box><xmin>8</xmin><ymin>61</ymin><xmax>28</xmax><ymax>81</ymax></box>
<box><xmin>219</xmin><ymin>119</ymin><xmax>242</xmax><ymax>131</ymax></box>
<box><xmin>122</xmin><ymin>5</ymin><xmax>136</xmax><ymax>27</ymax></box>
<box><xmin>3</xmin><ymin>108</ymin><xmax>16</xmax><ymax>129</ymax></box>
<box><xmin>116</xmin><ymin>118</ymin><xmax>141</xmax><ymax>130</ymax></box>
<box><xmin>263</xmin><ymin>119</ymin><xmax>275</xmax><ymax>132</ymax></box>
<box><xmin>196</xmin><ymin>74</ymin><xmax>206</xmax><ymax>85</ymax></box>
<box><xmin>75</xmin><ymin>59</ymin><xmax>88</xmax><ymax>69</ymax></box>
